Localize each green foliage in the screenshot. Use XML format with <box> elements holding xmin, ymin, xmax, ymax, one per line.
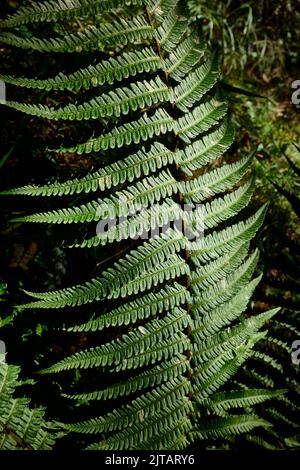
<box><xmin>0</xmin><ymin>362</ymin><xmax>58</xmax><ymax>450</ymax></box>
<box><xmin>0</xmin><ymin>0</ymin><xmax>283</xmax><ymax>450</ymax></box>
<box><xmin>0</xmin><ymin>1</ymin><xmax>144</xmax><ymax>27</ymax></box>
<box><xmin>1</xmin><ymin>142</ymin><xmax>179</xmax><ymax>196</ymax></box>
<box><xmin>0</xmin><ymin>285</ymin><xmax>58</xmax><ymax>450</ymax></box>
<box><xmin>0</xmin><ymin>15</ymin><xmax>154</xmax><ymax>53</ymax></box>
<box><xmin>234</xmin><ymin>148</ymin><xmax>300</xmax><ymax>449</ymax></box>
<box><xmin>0</xmin><ymin>49</ymin><xmax>162</xmax><ymax>92</ymax></box>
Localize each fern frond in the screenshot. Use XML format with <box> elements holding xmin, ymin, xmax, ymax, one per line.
<box><xmin>67</xmin><ymin>283</ymin><xmax>190</xmax><ymax>332</ymax></box>
<box><xmin>137</xmin><ymin>418</ymin><xmax>190</xmax><ymax>450</ymax></box>
<box><xmin>191</xmin><ymin>241</ymin><xmax>250</xmax><ymax>284</ymax></box>
<box><xmin>182</xmin><ymin>154</ymin><xmax>251</xmax><ymax>203</ymax></box>
<box><xmin>250</xmin><ymin>351</ymin><xmax>284</xmax><ymax>373</ymax></box>
<box><xmin>264</xmin><ymin>336</ymin><xmax>292</xmax><ymax>354</ymax></box>
<box><xmin>63</xmin><ymin>377</ymin><xmax>191</xmax><ymax>433</ymax></box>
<box><xmin>166</xmin><ymin>33</ymin><xmax>205</xmax><ymax>81</ymax></box>
<box><xmin>63</xmin><ymin>355</ymin><xmax>189</xmax><ymax>402</ymax></box>
<box><xmin>190</xmin><ymin>204</ymin><xmax>268</xmax><ymax>262</ymax></box>
<box><xmin>242</xmin><ymin>368</ymin><xmax>275</xmax><ymax>388</ymax></box>
<box><xmin>245</xmin><ymin>435</ymin><xmax>279</xmax><ymax>450</ymax></box>
<box><xmin>0</xmin><ymin>15</ymin><xmax>153</xmax><ymax>53</ymax></box>
<box><xmin>1</xmin><ymin>77</ymin><xmax>171</xmax><ymax>121</ymax></box>
<box><xmin>180</xmin><ymin>121</ymin><xmax>235</xmax><ymax>174</ymax></box>
<box><xmin>192</xmin><ymin>415</ymin><xmax>271</xmax><ymax>440</ymax></box>
<box><xmin>40</xmin><ymin>309</ymin><xmax>190</xmax><ymax>373</ymax></box>
<box><xmin>2</xmin><ymin>143</ymin><xmax>177</xmax><ymax>197</ymax></box>
<box><xmin>0</xmin><ymin>0</ymin><xmax>280</xmax><ymax>450</ymax></box>
<box><xmin>0</xmin><ymin>363</ymin><xmax>58</xmax><ymax>450</ymax></box>
<box><xmin>22</xmin><ymin>232</ymin><xmax>187</xmax><ymax>308</ymax></box>
<box><xmin>192</xmin><ymin>277</ymin><xmax>261</xmax><ymax>339</ymax></box>
<box><xmin>194</xmin><ymin>310</ymin><xmax>279</xmax><ymax>364</ymax></box>
<box><xmin>204</xmin><ymin>389</ymin><xmax>286</xmax><ymax>414</ymax></box>
<box><xmin>278</xmin><ymin>396</ymin><xmax>300</xmax><ymax>412</ymax></box>
<box><xmin>192</xmin><ymin>250</ymin><xmax>260</xmax><ymax>310</ymax></box>
<box><xmin>192</xmin><ymin>342</ymin><xmax>259</xmax><ymax>399</ymax></box>
<box><xmin>62</xmin><ymin>253</ymin><xmax>186</xmax><ymax>307</ymax></box>
<box><xmin>273</xmin><ymin>321</ymin><xmax>300</xmax><ymax>336</ymax></box>
<box><xmin>177</xmin><ymin>99</ymin><xmax>228</xmax><ymax>143</ymax></box>
<box><xmin>0</xmin><ymin>0</ymin><xmax>144</xmax><ymax>27</ymax></box>
<box><xmin>56</xmin><ymin>108</ymin><xmax>174</xmax><ymax>154</ymax></box>
<box><xmin>156</xmin><ymin>7</ymin><xmax>188</xmax><ymax>53</ymax></box>
<box><xmin>75</xmin><ymin>199</ymin><xmax>184</xmax><ymax>247</ymax></box>
<box><xmin>174</xmin><ymin>54</ymin><xmax>220</xmax><ymax>112</ymax></box>
<box><xmin>267</xmin><ymin>409</ymin><xmax>299</xmax><ymax>428</ymax></box>
<box><xmin>0</xmin><ymin>49</ymin><xmax>162</xmax><ymax>92</ymax></box>
<box><xmin>13</xmin><ymin>170</ymin><xmax>179</xmax><ymax>224</ymax></box>
<box><xmin>86</xmin><ymin>404</ymin><xmax>193</xmax><ymax>450</ymax></box>
<box><xmin>147</xmin><ymin>0</ymin><xmax>180</xmax><ymax>19</ymax></box>
<box><xmin>201</xmin><ymin>177</ymin><xmax>254</xmax><ymax>230</ymax></box>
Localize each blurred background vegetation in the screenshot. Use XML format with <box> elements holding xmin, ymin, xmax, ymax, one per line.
<box><xmin>189</xmin><ymin>0</ymin><xmax>300</xmax><ymax>210</ymax></box>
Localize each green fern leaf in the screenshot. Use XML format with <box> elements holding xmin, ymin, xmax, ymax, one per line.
<box><xmin>2</xmin><ymin>143</ymin><xmax>178</xmax><ymax>196</ymax></box>
<box><xmin>182</xmin><ymin>154</ymin><xmax>251</xmax><ymax>203</ymax></box>
<box><xmin>0</xmin><ymin>49</ymin><xmax>162</xmax><ymax>92</ymax></box>
<box><xmin>180</xmin><ymin>121</ymin><xmax>235</xmax><ymax>174</ymax></box>
<box><xmin>204</xmin><ymin>389</ymin><xmax>286</xmax><ymax>414</ymax></box>
<box><xmin>0</xmin><ymin>15</ymin><xmax>153</xmax><ymax>53</ymax></box>
<box><xmin>0</xmin><ymin>363</ymin><xmax>59</xmax><ymax>450</ymax></box>
<box><xmin>57</xmin><ymin>108</ymin><xmax>174</xmax><ymax>154</ymax></box>
<box><xmin>0</xmin><ymin>0</ymin><xmax>144</xmax><ymax>27</ymax></box>
<box><xmin>174</xmin><ymin>54</ymin><xmax>220</xmax><ymax>112</ymax></box>
<box><xmin>1</xmin><ymin>77</ymin><xmax>171</xmax><ymax>121</ymax></box>
<box><xmin>63</xmin><ymin>355</ymin><xmax>189</xmax><ymax>402</ymax></box>
<box><xmin>192</xmin><ymin>415</ymin><xmax>271</xmax><ymax>440</ymax></box>
<box><xmin>166</xmin><ymin>33</ymin><xmax>205</xmax><ymax>81</ymax></box>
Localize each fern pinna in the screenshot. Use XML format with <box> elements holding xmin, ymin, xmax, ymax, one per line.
<box><xmin>0</xmin><ymin>0</ymin><xmax>283</xmax><ymax>450</ymax></box>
